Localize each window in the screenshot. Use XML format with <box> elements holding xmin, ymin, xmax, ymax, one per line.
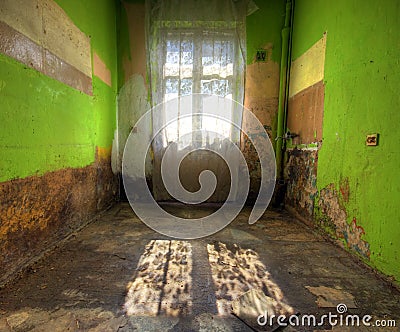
<box><xmin>146</xmin><ymin>0</ymin><xmax>253</xmax><ymax>201</ymax></box>
<box><xmin>162</xmin><ymin>30</ymin><xmax>237</xmax><ymax>148</ymax></box>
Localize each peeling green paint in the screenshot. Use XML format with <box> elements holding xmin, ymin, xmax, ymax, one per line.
<box><xmin>0</xmin><ymin>0</ymin><xmax>118</xmax><ymax>182</ymax></box>
<box><xmin>292</xmin><ymin>0</ymin><xmax>400</xmax><ymax>283</ymax></box>
<box><xmin>286</xmin><ymin>141</ymin><xmax>319</xmax><ymax>150</ymax></box>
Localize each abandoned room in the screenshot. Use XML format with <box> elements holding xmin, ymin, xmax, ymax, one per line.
<box><xmin>0</xmin><ymin>0</ymin><xmax>399</xmax><ymax>331</ymax></box>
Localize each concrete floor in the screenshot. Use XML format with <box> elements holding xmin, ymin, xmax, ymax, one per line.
<box><xmin>0</xmin><ymin>203</ymin><xmax>399</xmax><ymax>331</ymax></box>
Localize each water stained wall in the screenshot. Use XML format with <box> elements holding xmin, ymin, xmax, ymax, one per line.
<box><xmin>316</xmin><ymin>183</ymin><xmax>370</xmax><ymax>258</ymax></box>
<box><xmin>0</xmin><ymin>0</ymin><xmax>118</xmax><ymax>285</ymax></box>
<box><xmin>242</xmin><ymin>0</ymin><xmax>286</xmax><ymax>202</ymax></box>
<box><xmin>284</xmin><ymin>148</ymin><xmax>318</xmax><ymax>221</ymax></box>
<box><xmin>0</xmin><ymin>149</ymin><xmax>117</xmax><ymax>286</ymax></box>
<box><xmin>285</xmin><ymin>33</ymin><xmax>326</xmax><ymax>219</ymax></box>
<box><xmin>243</xmin><ymin>46</ymin><xmax>280</xmax><ymax>202</ymax></box>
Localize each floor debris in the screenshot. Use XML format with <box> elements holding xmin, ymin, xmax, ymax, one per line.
<box><xmin>232</xmin><ymin>288</ymin><xmax>296</xmax><ymax>331</ymax></box>
<box><xmin>305</xmin><ymin>285</ymin><xmax>357</xmax><ymax>308</ymax></box>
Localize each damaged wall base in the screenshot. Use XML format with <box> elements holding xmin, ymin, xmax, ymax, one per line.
<box><xmin>0</xmin><ymin>154</ymin><xmax>118</xmax><ymax>287</ymax></box>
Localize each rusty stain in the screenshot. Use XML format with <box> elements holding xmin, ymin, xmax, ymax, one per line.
<box><xmin>318</xmin><ymin>184</ymin><xmax>370</xmax><ymax>258</ymax></box>
<box><xmin>0</xmin><ymin>149</ymin><xmax>117</xmax><ymax>285</ymax></box>
<box><xmin>339</xmin><ymin>177</ymin><xmax>350</xmax><ymax>203</ymax></box>
<box><xmin>284</xmin><ymin>149</ymin><xmax>318</xmax><ymax>219</ymax></box>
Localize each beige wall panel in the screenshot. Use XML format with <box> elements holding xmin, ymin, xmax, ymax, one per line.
<box><xmin>289</xmin><ymin>33</ymin><xmax>326</xmax><ymax>98</ymax></box>
<box><xmin>0</xmin><ymin>0</ymin><xmax>91</xmax><ymax>78</ymax></box>
<box><xmin>287</xmin><ymin>80</ymin><xmax>325</xmax><ymax>144</ymax></box>
<box><xmin>0</xmin><ymin>0</ymin><xmax>42</xmax><ymax>45</ymax></box>
<box><xmin>41</xmin><ymin>0</ymin><xmax>91</xmax><ymax>77</ymax></box>
<box><xmin>93</xmin><ymin>52</ymin><xmax>112</xmax><ymax>87</ymax></box>
<box><xmin>245</xmin><ymin>60</ymin><xmax>280</xmax><ymax>100</ymax></box>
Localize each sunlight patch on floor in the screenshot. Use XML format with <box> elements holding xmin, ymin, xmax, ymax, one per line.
<box><xmin>124</xmin><ymin>240</ymin><xmax>192</xmax><ymax>316</ymax></box>
<box><xmin>207</xmin><ymin>241</ymin><xmax>290</xmax><ymax>316</ymax></box>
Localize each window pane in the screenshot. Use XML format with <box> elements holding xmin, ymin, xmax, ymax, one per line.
<box><xmin>165</xmin><ymin>78</ymin><xmax>179</xmax><ymax>101</ymax></box>
<box><xmin>180</xmin><ymin>78</ymin><xmax>193</xmax><ymax>95</ymax></box>
<box><xmin>181</xmin><ymin>40</ymin><xmax>193</xmax><ymax>65</ymax></box>
<box><xmin>201</xmin><ymin>79</ymin><xmax>231</xmax><ymax>97</ymax></box>
<box><xmin>202</xmin><ymin>38</ymin><xmax>234</xmax><ymax>77</ymax></box>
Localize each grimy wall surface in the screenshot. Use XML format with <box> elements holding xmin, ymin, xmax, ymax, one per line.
<box><xmin>285</xmin><ymin>0</ymin><xmax>400</xmax><ymax>283</ymax></box>
<box><xmin>243</xmin><ymin>0</ymin><xmax>285</xmax><ymax>201</ymax></box>
<box><xmin>0</xmin><ymin>0</ymin><xmax>118</xmax><ymax>285</ymax></box>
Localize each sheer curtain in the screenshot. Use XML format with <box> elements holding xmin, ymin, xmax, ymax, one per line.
<box><xmin>146</xmin><ymin>0</ymin><xmax>257</xmax><ymax>201</ymax></box>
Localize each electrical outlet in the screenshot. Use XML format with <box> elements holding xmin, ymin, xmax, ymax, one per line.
<box><xmin>366</xmin><ymin>133</ymin><xmax>378</xmax><ymax>146</ymax></box>
<box><xmin>256</xmin><ymin>50</ymin><xmax>267</xmax><ymax>62</ymax></box>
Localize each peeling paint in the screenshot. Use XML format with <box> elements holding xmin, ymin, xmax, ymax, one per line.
<box><xmin>317</xmin><ymin>184</ymin><xmax>370</xmax><ymax>259</ymax></box>
<box><xmin>291</xmin><ymin>0</ymin><xmax>400</xmax><ymax>282</ymax></box>
<box><xmin>0</xmin><ymin>0</ymin><xmax>118</xmax><ymax>286</ymax></box>
<box><xmin>339</xmin><ymin>177</ymin><xmax>350</xmax><ymax>203</ymax></box>
<box><xmin>0</xmin><ymin>151</ymin><xmax>117</xmax><ymax>286</ymax></box>
<box><xmin>284</xmin><ymin>149</ymin><xmax>318</xmax><ymax>219</ymax></box>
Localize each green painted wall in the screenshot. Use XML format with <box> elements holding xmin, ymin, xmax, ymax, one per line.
<box><xmin>0</xmin><ymin>0</ymin><xmax>118</xmax><ymax>182</ymax></box>
<box><xmin>246</xmin><ymin>0</ymin><xmax>286</xmax><ymax>64</ymax></box>
<box><xmin>291</xmin><ymin>0</ymin><xmax>400</xmax><ymax>282</ymax></box>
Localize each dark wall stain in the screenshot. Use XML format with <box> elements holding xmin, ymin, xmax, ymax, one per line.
<box><xmin>284</xmin><ymin>148</ymin><xmax>318</xmax><ymax>219</ymax></box>
<box><xmin>0</xmin><ymin>151</ymin><xmax>118</xmax><ymax>286</ymax></box>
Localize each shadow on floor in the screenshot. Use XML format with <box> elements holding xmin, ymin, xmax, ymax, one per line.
<box><xmin>0</xmin><ymin>203</ymin><xmax>399</xmax><ymax>331</ymax></box>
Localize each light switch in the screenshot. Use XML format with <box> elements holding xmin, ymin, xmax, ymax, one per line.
<box><xmin>366</xmin><ymin>133</ymin><xmax>379</xmax><ymax>146</ymax></box>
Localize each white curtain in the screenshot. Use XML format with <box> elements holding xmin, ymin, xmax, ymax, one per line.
<box><xmin>146</xmin><ymin>0</ymin><xmax>257</xmax><ymax>201</ymax></box>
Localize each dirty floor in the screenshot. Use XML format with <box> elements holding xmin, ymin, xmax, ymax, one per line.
<box><xmin>0</xmin><ymin>203</ymin><xmax>399</xmax><ymax>331</ymax></box>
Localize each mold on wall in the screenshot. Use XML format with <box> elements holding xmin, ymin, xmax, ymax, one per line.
<box><xmin>287</xmin><ymin>0</ymin><xmax>400</xmax><ymax>283</ymax></box>
<box><xmin>0</xmin><ymin>0</ymin><xmax>118</xmax><ymax>285</ymax></box>
<box><xmin>284</xmin><ymin>148</ymin><xmax>318</xmax><ymax>221</ymax></box>
<box><xmin>316</xmin><ymin>183</ymin><xmax>370</xmax><ymax>259</ymax></box>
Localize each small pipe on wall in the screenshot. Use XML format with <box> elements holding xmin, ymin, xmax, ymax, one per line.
<box><xmin>275</xmin><ymin>0</ymin><xmax>293</xmax><ymax>181</ymax></box>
